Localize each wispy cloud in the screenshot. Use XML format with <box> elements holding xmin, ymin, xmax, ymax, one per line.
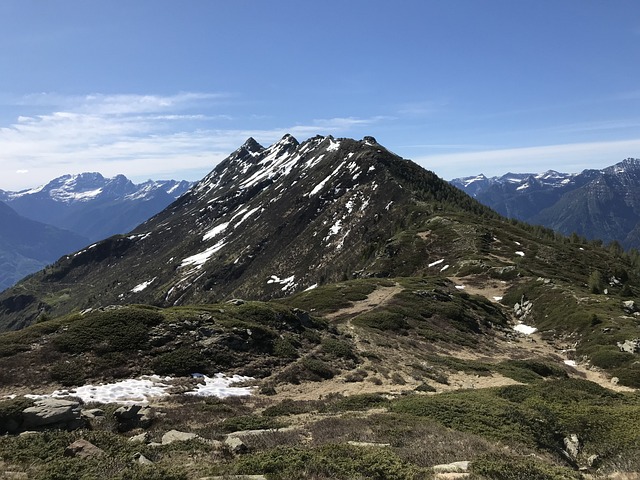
<box><xmin>415</xmin><ymin>139</ymin><xmax>640</xmax><ymax>179</ymax></box>
<box><xmin>0</xmin><ymin>93</ymin><xmax>386</xmax><ymax>190</ymax></box>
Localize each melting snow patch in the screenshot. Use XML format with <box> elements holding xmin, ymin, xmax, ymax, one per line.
<box><xmin>455</xmin><ymin>285</ymin><xmax>465</xmax><ymax>290</ymax></box>
<box><xmin>203</xmin><ymin>222</ymin><xmax>229</xmax><ymax>241</ymax></box>
<box><xmin>131</xmin><ymin>278</ymin><xmax>156</xmax><ymax>293</ymax></box>
<box><xmin>328</xmin><ymin>219</ymin><xmax>342</xmax><ymax>236</ymax></box>
<box><xmin>23</xmin><ymin>374</ymin><xmax>254</xmax><ymax>404</ymax></box>
<box><xmin>304</xmin><ymin>283</ymin><xmax>318</xmax><ymax>291</ymax></box>
<box><xmin>326</xmin><ymin>139</ymin><xmax>341</xmax><ymax>152</ymax></box>
<box><xmin>180</xmin><ymin>240</ymin><xmax>226</xmax><ymax>269</ymax></box>
<box><xmin>515</xmin><ymin>251</ymin><xmax>525</xmax><ymax>257</ymax></box>
<box><xmin>493</xmin><ymin>296</ymin><xmax>503</xmax><ymax>301</ymax></box>
<box><xmin>267</xmin><ymin>275</ymin><xmax>296</xmax><ymax>291</ymax></box>
<box><xmin>564</xmin><ymin>360</ymin><xmax>577</xmax><ymax>367</ymax></box>
<box><xmin>440</xmin><ymin>265</ymin><xmax>450</xmax><ymax>272</ymax></box>
<box><xmin>513</xmin><ymin>323</ymin><xmax>537</xmax><ymax>335</ymax></box>
<box><xmin>185</xmin><ymin>374</ymin><xmax>254</xmax><ymax>398</ymax></box>
<box><xmin>429</xmin><ymin>259</ymin><xmax>444</xmax><ymax>267</ymax></box>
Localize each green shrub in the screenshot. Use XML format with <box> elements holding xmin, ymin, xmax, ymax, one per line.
<box><xmin>273</xmin><ymin>337</ymin><xmax>299</xmax><ymax>358</ymax></box>
<box><xmin>496</xmin><ymin>359</ymin><xmax>567</xmax><ymax>384</ymax></box>
<box><xmin>219</xmin><ymin>415</ymin><xmax>285</xmax><ymax>433</ymax></box>
<box><xmin>53</xmin><ymin>307</ymin><xmax>162</xmax><ymax>354</ymax></box>
<box><xmin>471</xmin><ymin>453</ymin><xmax>581</xmax><ymax>480</ymax></box>
<box><xmin>151</xmin><ymin>347</ymin><xmax>208</xmax><ymax>376</ymax></box>
<box><xmin>321</xmin><ymin>338</ymin><xmax>355</xmax><ymax>359</ymax></box>
<box><xmin>353</xmin><ymin>311</ymin><xmax>409</xmax><ymax>331</ymax></box>
<box><xmin>590</xmin><ymin>347</ymin><xmax>634</xmax><ymax>369</ymax></box>
<box><xmin>231</xmin><ymin>443</ymin><xmax>424</xmax><ymax>479</ymax></box>
<box><xmin>301</xmin><ymin>358</ymin><xmax>335</xmax><ymax>380</ymax></box>
<box><xmin>323</xmin><ymin>393</ymin><xmax>388</xmax><ymax>412</ymax></box>
<box><xmin>263</xmin><ymin>399</ymin><xmax>316</xmax><ymax>417</ymax></box>
<box><xmin>415</xmin><ymin>382</ymin><xmax>436</xmax><ymax>392</ymax></box>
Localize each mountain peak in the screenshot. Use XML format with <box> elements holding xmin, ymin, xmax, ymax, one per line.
<box><xmin>240</xmin><ymin>137</ymin><xmax>264</xmax><ymax>154</ymax></box>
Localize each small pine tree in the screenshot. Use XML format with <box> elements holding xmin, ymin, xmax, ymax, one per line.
<box><xmin>588</xmin><ymin>270</ymin><xmax>604</xmax><ymax>294</ymax></box>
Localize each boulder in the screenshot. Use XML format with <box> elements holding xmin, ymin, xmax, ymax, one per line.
<box><xmin>64</xmin><ymin>439</ymin><xmax>105</xmax><ymax>458</ymax></box>
<box><xmin>617</xmin><ymin>339</ymin><xmax>640</xmax><ymax>354</ymax></box>
<box><xmin>114</xmin><ymin>404</ymin><xmax>155</xmax><ymax>430</ymax></box>
<box><xmin>564</xmin><ymin>434</ymin><xmax>581</xmax><ymax>460</ymax></box>
<box><xmin>622</xmin><ymin>300</ymin><xmax>636</xmax><ymax>313</ymax></box>
<box><xmin>129</xmin><ymin>432</ymin><xmax>150</xmax><ymax>444</ymax></box>
<box><xmin>432</xmin><ymin>461</ymin><xmax>470</xmax><ymax>473</ymax></box>
<box><xmin>134</xmin><ymin>452</ymin><xmax>153</xmax><ymax>465</ymax></box>
<box><xmin>22</xmin><ymin>398</ymin><xmax>83</xmax><ymax>430</ymax></box>
<box><xmin>224</xmin><ymin>435</ymin><xmax>248</xmax><ymax>454</ymax></box>
<box><xmin>162</xmin><ymin>429</ymin><xmax>199</xmax><ymax>445</ymax></box>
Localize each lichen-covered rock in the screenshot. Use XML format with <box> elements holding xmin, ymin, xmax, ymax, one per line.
<box><xmin>22</xmin><ymin>398</ymin><xmax>83</xmax><ymax>430</ymax></box>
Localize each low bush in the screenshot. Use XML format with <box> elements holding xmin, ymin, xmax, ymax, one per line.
<box><xmin>471</xmin><ymin>452</ymin><xmax>581</xmax><ymax>479</ymax></box>
<box><xmin>151</xmin><ymin>347</ymin><xmax>208</xmax><ymax>376</ymax></box>
<box><xmin>52</xmin><ymin>307</ymin><xmax>163</xmax><ymax>354</ymax></box>
<box><xmin>230</xmin><ymin>443</ymin><xmax>425</xmax><ymax>479</ymax></box>
<box><xmin>353</xmin><ymin>311</ymin><xmax>409</xmax><ymax>332</ymax></box>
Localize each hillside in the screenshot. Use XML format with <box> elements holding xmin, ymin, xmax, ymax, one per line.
<box><xmin>452</xmin><ymin>159</ymin><xmax>640</xmax><ymax>249</ymax></box>
<box><xmin>0</xmin><ymin>202</ymin><xmax>89</xmax><ymax>292</ymax></box>
<box><xmin>1</xmin><ymin>135</ymin><xmax>639</xmax><ymax>478</ymax></box>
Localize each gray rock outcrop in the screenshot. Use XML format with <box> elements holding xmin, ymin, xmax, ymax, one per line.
<box><xmin>22</xmin><ymin>398</ymin><xmax>84</xmax><ymax>430</ymax></box>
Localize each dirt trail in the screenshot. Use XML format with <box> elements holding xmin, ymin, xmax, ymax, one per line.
<box><xmin>448</xmin><ymin>275</ymin><xmax>635</xmax><ymax>393</ymax></box>
<box><xmin>324</xmin><ymin>284</ymin><xmax>404</xmax><ymax>320</ymax></box>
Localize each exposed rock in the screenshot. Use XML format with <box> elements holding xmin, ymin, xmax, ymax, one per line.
<box><xmin>432</xmin><ymin>461</ymin><xmax>470</xmax><ymax>473</ymax></box>
<box><xmin>114</xmin><ymin>404</ymin><xmax>155</xmax><ymax>430</ymax></box>
<box><xmin>114</xmin><ymin>404</ymin><xmax>143</xmax><ymax>420</ymax></box>
<box><xmin>162</xmin><ymin>429</ymin><xmax>199</xmax><ymax>445</ymax></box>
<box><xmin>81</xmin><ymin>408</ymin><xmax>105</xmax><ymax>419</ymax></box>
<box><xmin>563</xmin><ymin>434</ymin><xmax>581</xmax><ymax>460</ymax></box>
<box><xmin>587</xmin><ymin>454</ymin><xmax>600</xmax><ymax>468</ymax></box>
<box><xmin>64</xmin><ymin>439</ymin><xmax>105</xmax><ymax>458</ymax></box>
<box><xmin>347</xmin><ymin>441</ymin><xmax>391</xmax><ymax>448</ymax></box>
<box><xmin>129</xmin><ymin>432</ymin><xmax>150</xmax><ymax>444</ymax></box>
<box><xmin>622</xmin><ymin>300</ymin><xmax>636</xmax><ymax>313</ymax></box>
<box><xmin>22</xmin><ymin>398</ymin><xmax>84</xmax><ymax>430</ymax></box>
<box><xmin>134</xmin><ymin>452</ymin><xmax>153</xmax><ymax>465</ymax></box>
<box><xmin>617</xmin><ymin>339</ymin><xmax>640</xmax><ymax>354</ymax></box>
<box><xmin>225</xmin><ymin>435</ymin><xmax>248</xmax><ymax>454</ymax></box>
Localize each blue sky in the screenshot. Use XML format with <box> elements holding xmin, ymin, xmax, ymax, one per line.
<box><xmin>1</xmin><ymin>0</ymin><xmax>639</xmax><ymax>190</ymax></box>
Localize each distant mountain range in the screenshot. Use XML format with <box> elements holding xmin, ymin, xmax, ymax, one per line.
<box><xmin>0</xmin><ymin>173</ymin><xmax>192</xmax><ymax>243</ymax></box>
<box><xmin>451</xmin><ymin>158</ymin><xmax>640</xmax><ymax>249</ymax></box>
<box><xmin>0</xmin><ymin>173</ymin><xmax>192</xmax><ymax>292</ymax></box>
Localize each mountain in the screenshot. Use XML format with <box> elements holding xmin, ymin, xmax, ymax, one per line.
<box><xmin>1</xmin><ymin>135</ymin><xmax>640</xmax><ymax>478</ymax></box>
<box><xmin>0</xmin><ymin>201</ymin><xmax>89</xmax><ymax>292</ymax></box>
<box><xmin>0</xmin><ymin>134</ymin><xmax>497</xmax><ymax>329</ymax></box>
<box><xmin>0</xmin><ymin>173</ymin><xmax>192</xmax><ymax>243</ymax></box>
<box><xmin>451</xmin><ymin>159</ymin><xmax>640</xmax><ymax>248</ymax></box>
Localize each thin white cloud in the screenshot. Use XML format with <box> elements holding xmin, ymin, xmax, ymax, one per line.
<box><xmin>0</xmin><ymin>93</ymin><xmax>387</xmax><ymax>190</ymax></box>
<box><xmin>415</xmin><ymin>138</ymin><xmax>640</xmax><ymax>179</ymax></box>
